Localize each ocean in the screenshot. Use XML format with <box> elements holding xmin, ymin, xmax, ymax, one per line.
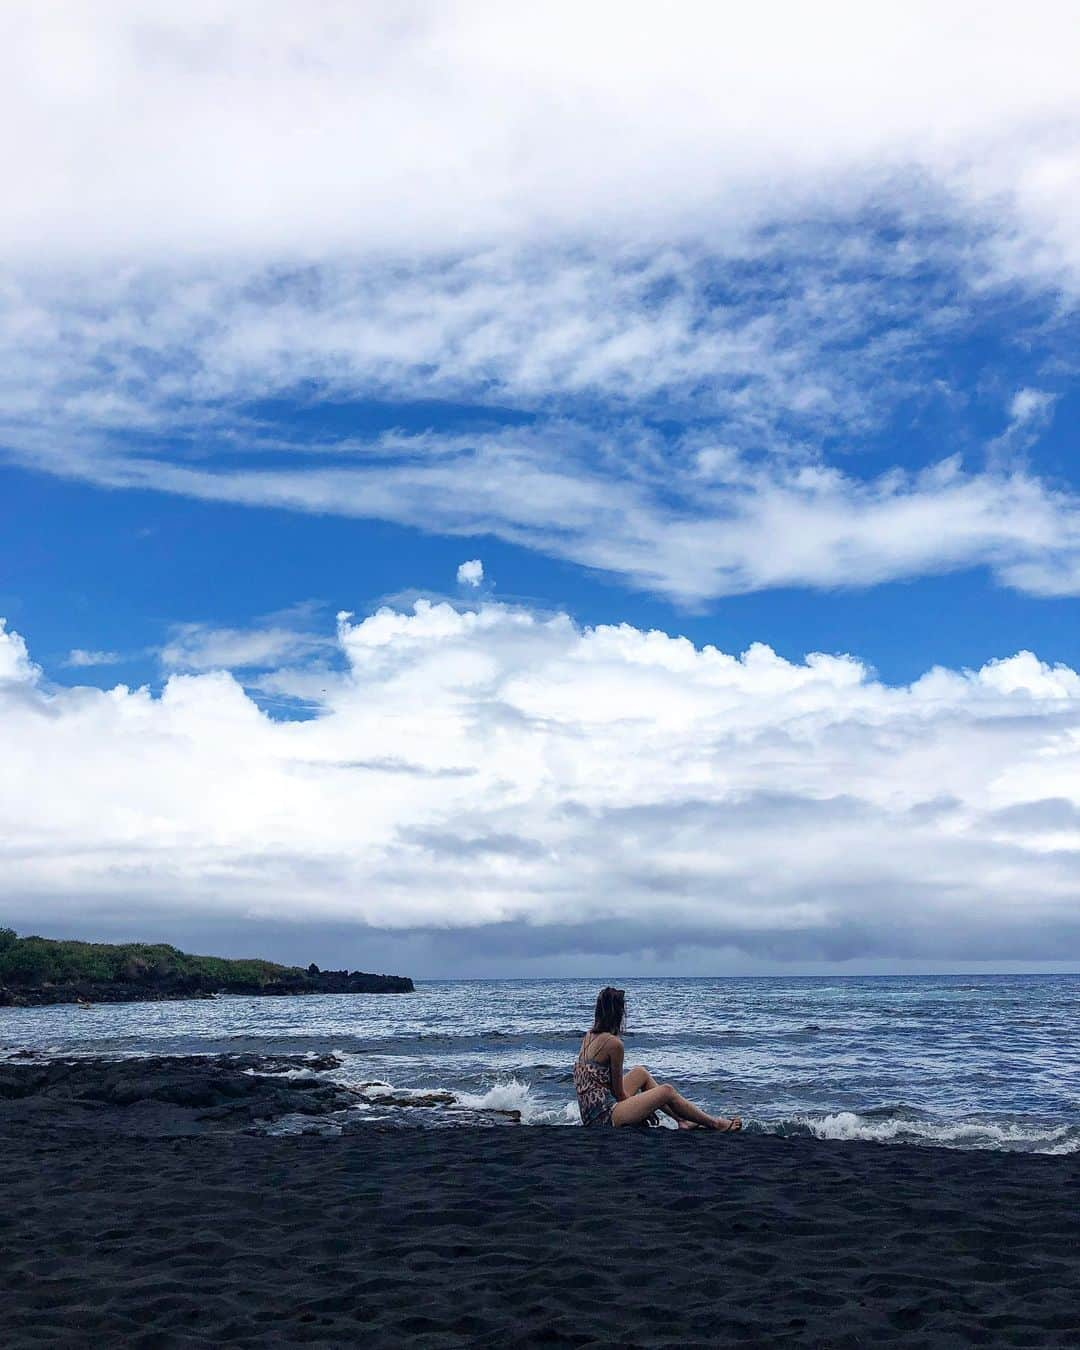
<box><xmin>3</xmin><ymin>974</ymin><xmax>1077</xmax><ymax>1152</ymax></box>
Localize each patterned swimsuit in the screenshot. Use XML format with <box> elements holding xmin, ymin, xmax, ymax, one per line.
<box><xmin>574</xmin><ymin>1035</ymin><xmax>615</xmax><ymax>1127</ymax></box>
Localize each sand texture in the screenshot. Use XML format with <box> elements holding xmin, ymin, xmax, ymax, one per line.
<box><xmin>3</xmin><ymin>1106</ymin><xmax>1080</xmax><ymax>1348</ymax></box>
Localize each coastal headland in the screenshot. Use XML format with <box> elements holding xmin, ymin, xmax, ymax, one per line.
<box><xmin>0</xmin><ymin>929</ymin><xmax>413</xmax><ymax>1005</ymax></box>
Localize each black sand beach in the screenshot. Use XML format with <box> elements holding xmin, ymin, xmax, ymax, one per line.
<box><xmin>3</xmin><ymin>1057</ymin><xmax>1079</xmax><ymax>1348</ymax></box>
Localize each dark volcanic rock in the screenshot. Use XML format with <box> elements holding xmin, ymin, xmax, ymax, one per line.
<box><xmin>0</xmin><ymin>1053</ymin><xmax>358</xmax><ymax>1134</ymax></box>
<box><xmin>0</xmin><ymin>967</ymin><xmax>413</xmax><ymax>1007</ymax></box>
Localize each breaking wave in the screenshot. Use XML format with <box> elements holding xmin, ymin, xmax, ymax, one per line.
<box><xmin>768</xmin><ymin>1110</ymin><xmax>1080</xmax><ymax>1154</ymax></box>
<box><xmin>455</xmin><ymin>1078</ymin><xmax>580</xmax><ymax>1125</ymax></box>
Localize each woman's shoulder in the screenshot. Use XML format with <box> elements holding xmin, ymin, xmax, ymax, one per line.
<box><xmin>587</xmin><ymin>1031</ymin><xmax>622</xmax><ymax>1054</ymax></box>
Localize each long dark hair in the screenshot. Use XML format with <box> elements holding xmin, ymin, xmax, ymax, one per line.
<box><xmin>591</xmin><ymin>986</ymin><xmax>626</xmax><ymax>1035</ymax></box>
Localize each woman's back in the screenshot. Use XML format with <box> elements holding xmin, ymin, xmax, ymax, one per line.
<box><xmin>574</xmin><ymin>1031</ymin><xmax>616</xmax><ymax>1128</ymax></box>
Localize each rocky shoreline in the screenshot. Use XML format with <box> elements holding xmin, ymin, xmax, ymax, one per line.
<box><xmin>0</xmin><ymin>1051</ymin><xmax>521</xmax><ymax>1134</ymax></box>
<box><xmin>0</xmin><ymin>1051</ymin><xmax>357</xmax><ymax>1133</ymax></box>
<box><xmin>0</xmin><ymin>966</ymin><xmax>414</xmax><ymax>1007</ymax></box>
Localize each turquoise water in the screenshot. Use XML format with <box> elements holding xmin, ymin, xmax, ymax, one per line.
<box><xmin>3</xmin><ymin>975</ymin><xmax>1078</xmax><ymax>1151</ymax></box>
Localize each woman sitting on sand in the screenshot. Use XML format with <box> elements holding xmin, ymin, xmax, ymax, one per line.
<box><xmin>575</xmin><ymin>986</ymin><xmax>742</xmax><ymax>1131</ymax></box>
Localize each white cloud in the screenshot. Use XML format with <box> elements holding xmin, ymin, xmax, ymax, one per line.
<box><xmin>985</xmin><ymin>387</ymin><xmax>1060</xmax><ymax>469</ymax></box>
<box><xmin>457</xmin><ymin>559</ymin><xmax>483</xmax><ymax>588</ymax></box>
<box><xmin>1</xmin><ymin>4</ymin><xmax>1078</xmax><ymax>288</ymax></box>
<box><xmin>0</xmin><ymin>4</ymin><xmax>1076</xmax><ymax>628</ymax></box>
<box><xmin>52</xmin><ymin>434</ymin><xmax>1080</xmax><ymax>604</ymax></box>
<box><xmin>64</xmin><ymin>649</ymin><xmax>124</xmax><ymax>667</ymax></box>
<box><xmin>0</xmin><ymin>241</ymin><xmax>1075</xmax><ymax>603</ymax></box>
<box><xmin>3</xmin><ymin>598</ymin><xmax>1080</xmax><ymax>963</ymax></box>
<box><xmin>0</xmin><ymin>266</ymin><xmax>1075</xmax><ymax>602</ymax></box>
<box><xmin>0</xmin><ymin>620</ymin><xmax>38</xmax><ymax>685</ymax></box>
<box><xmin>159</xmin><ymin>620</ymin><xmax>333</xmax><ymax>672</ymax></box>
<box><xmin>0</xmin><ymin>240</ymin><xmax>949</xmax><ymax>449</ymax></box>
<box><xmin>0</xmin><ymin>9</ymin><xmax>1077</xmax><ymax>603</ymax></box>
<box><xmin>1010</xmin><ymin>389</ymin><xmax>1057</xmax><ymax>425</ymax></box>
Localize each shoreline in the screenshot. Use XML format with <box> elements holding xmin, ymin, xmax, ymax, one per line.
<box><xmin>4</xmin><ymin>1117</ymin><xmax>1079</xmax><ymax>1347</ymax></box>
<box><xmin>0</xmin><ymin>975</ymin><xmax>415</xmax><ymax>1008</ymax></box>
<box><xmin>2</xmin><ymin>1044</ymin><xmax>1074</xmax><ymax>1153</ymax></box>
<box><xmin>0</xmin><ymin>984</ymin><xmax>415</xmax><ymax>1008</ymax></box>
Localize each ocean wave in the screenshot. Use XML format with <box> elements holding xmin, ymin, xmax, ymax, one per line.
<box><xmin>769</xmin><ymin>1111</ymin><xmax>1080</xmax><ymax>1154</ymax></box>
<box><xmin>264</xmin><ymin>1028</ymin><xmax>762</xmax><ymax>1057</ymax></box>
<box><xmin>328</xmin><ymin>1059</ymin><xmax>577</xmax><ymax>1125</ymax></box>
<box><xmin>454</xmin><ymin>1078</ymin><xmax>583</xmax><ymax>1125</ymax></box>
<box><xmin>6</xmin><ymin>1036</ymin><xmax>1074</xmax><ymax>1153</ymax></box>
<box><xmin>322</xmin><ymin>1051</ymin><xmax>1079</xmax><ymax>1150</ymax></box>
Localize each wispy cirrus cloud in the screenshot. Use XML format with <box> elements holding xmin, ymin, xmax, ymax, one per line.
<box><xmin>0</xmin><ymin>235</ymin><xmax>964</xmax><ymax>445</ymax></box>
<box><xmin>0</xmin><ymin>240</ymin><xmax>1077</xmax><ymax>604</ymax></box>
<box><xmin>63</xmin><ymin>648</ymin><xmax>124</xmax><ymax>668</ymax></box>
<box><xmin>1</xmin><ymin>4</ymin><xmax>1079</xmax><ymax>608</ymax></box>
<box><xmin>159</xmin><ymin>619</ymin><xmax>334</xmax><ymax>673</ymax></box>
<box><xmin>39</xmin><ymin>422</ymin><xmax>1078</xmax><ymax>605</ymax></box>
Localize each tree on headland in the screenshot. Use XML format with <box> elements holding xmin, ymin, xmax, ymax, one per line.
<box><xmin>0</xmin><ymin>927</ymin><xmax>15</xmax><ymax>954</ymax></box>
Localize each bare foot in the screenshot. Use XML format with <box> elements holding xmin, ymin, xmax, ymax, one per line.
<box><xmin>676</xmin><ymin>1118</ymin><xmax>700</xmax><ymax>1130</ymax></box>
<box><xmin>713</xmin><ymin>1115</ymin><xmax>742</xmax><ymax>1132</ymax></box>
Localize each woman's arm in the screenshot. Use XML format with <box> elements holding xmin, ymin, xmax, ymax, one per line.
<box><xmin>607</xmin><ymin>1037</ymin><xmax>627</xmax><ymax>1101</ymax></box>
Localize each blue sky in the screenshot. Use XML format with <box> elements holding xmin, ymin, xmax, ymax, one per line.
<box><xmin>7</xmin><ymin>422</ymin><xmax>1080</xmax><ymax>701</ymax></box>
<box><xmin>5</xmin><ymin>280</ymin><xmax>1079</xmax><ymax>695</ymax></box>
<box><xmin>2</xmin><ymin>4</ymin><xmax>1080</xmax><ymax>975</ymax></box>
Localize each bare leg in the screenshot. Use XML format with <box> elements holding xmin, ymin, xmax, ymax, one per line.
<box><xmin>622</xmin><ymin>1065</ymin><xmax>656</xmax><ymax>1095</ymax></box>
<box><xmin>623</xmin><ymin>1066</ymin><xmax>695</xmax><ymax>1127</ymax></box>
<box><xmin>612</xmin><ymin>1083</ymin><xmax>739</xmax><ymax>1131</ymax></box>
<box><xmin>667</xmin><ymin>1094</ymin><xmax>741</xmax><ymax>1131</ymax></box>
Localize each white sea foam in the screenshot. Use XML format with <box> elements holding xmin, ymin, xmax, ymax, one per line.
<box><xmin>293</xmin><ymin>1050</ymin><xmax>1080</xmax><ymax>1151</ymax></box>
<box><xmin>240</xmin><ymin>1067</ymin><xmax>320</xmax><ymax>1080</ymax></box>
<box><xmin>780</xmin><ymin>1111</ymin><xmax>1079</xmax><ymax>1154</ymax></box>
<box><xmin>1039</xmin><ymin>1137</ymin><xmax>1080</xmax><ymax>1156</ymax></box>
<box><xmin>332</xmin><ymin>1070</ymin><xmax>574</xmax><ymax>1124</ymax></box>
<box><xmin>327</xmin><ymin>1051</ymin><xmax>571</xmax><ymax>1123</ymax></box>
<box><xmin>455</xmin><ymin>1077</ymin><xmax>569</xmax><ymax>1123</ymax></box>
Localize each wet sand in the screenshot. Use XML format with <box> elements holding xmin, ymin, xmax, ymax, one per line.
<box><xmin>4</xmin><ymin>1108</ymin><xmax>1080</xmax><ymax>1348</ymax></box>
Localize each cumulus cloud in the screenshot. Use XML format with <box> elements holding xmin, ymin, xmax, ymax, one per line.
<box><xmin>0</xmin><ymin>620</ymin><xmax>38</xmax><ymax>685</ymax></box>
<box><xmin>3</xmin><ymin>598</ymin><xmax>1080</xmax><ymax>965</ymax></box>
<box><xmin>457</xmin><ymin>559</ymin><xmax>483</xmax><ymax>588</ymax></box>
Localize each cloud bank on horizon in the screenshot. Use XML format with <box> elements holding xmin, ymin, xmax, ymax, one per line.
<box><xmin>4</xmin><ymin>595</ymin><xmax>1080</xmax><ymax>966</ymax></box>
<box><xmin>3</xmin><ymin>4</ymin><xmax>1080</xmax><ymax>968</ymax></box>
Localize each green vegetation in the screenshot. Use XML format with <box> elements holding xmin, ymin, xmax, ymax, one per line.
<box><xmin>0</xmin><ymin>931</ymin><xmax>302</xmax><ymax>990</ymax></box>
<box><xmin>0</xmin><ymin>929</ymin><xmax>413</xmax><ymax>1002</ymax></box>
